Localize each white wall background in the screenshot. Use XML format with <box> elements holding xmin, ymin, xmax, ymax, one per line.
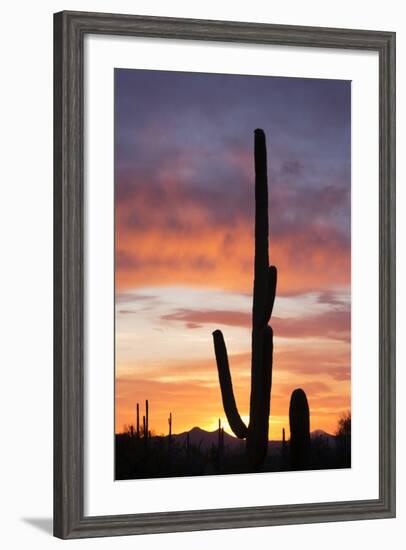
<box><xmin>0</xmin><ymin>0</ymin><xmax>403</xmax><ymax>547</ymax></box>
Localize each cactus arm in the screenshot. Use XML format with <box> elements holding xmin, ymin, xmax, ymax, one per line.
<box><xmin>266</xmin><ymin>265</ymin><xmax>277</xmax><ymax>323</ymax></box>
<box><xmin>212</xmin><ymin>329</ymin><xmax>248</xmax><ymax>439</ymax></box>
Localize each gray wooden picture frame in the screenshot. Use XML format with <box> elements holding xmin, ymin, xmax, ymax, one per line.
<box><xmin>54</xmin><ymin>10</ymin><xmax>396</xmax><ymax>539</ymax></box>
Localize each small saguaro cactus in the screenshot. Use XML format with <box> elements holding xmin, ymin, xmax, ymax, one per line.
<box><xmin>218</xmin><ymin>419</ymin><xmax>225</xmax><ymax>453</ymax></box>
<box><xmin>168</xmin><ymin>412</ymin><xmax>173</xmax><ymax>454</ymax></box>
<box><xmin>136</xmin><ymin>403</ymin><xmax>140</xmax><ymax>439</ymax></box>
<box><xmin>282</xmin><ymin>427</ymin><xmax>287</xmax><ymax>464</ymax></box>
<box><xmin>289</xmin><ymin>388</ymin><xmax>311</xmax><ymax>469</ymax></box>
<box><xmin>213</xmin><ymin>129</ymin><xmax>277</xmax><ymax>468</ymax></box>
<box><xmin>168</xmin><ymin>412</ymin><xmax>172</xmax><ymax>441</ymax></box>
<box><xmin>145</xmin><ymin>399</ymin><xmax>149</xmax><ymax>439</ymax></box>
<box><xmin>217</xmin><ymin>418</ymin><xmax>225</xmax><ymax>471</ymax></box>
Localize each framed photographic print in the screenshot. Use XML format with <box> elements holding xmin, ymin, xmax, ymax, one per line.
<box><xmin>54</xmin><ymin>11</ymin><xmax>396</xmax><ymax>539</ymax></box>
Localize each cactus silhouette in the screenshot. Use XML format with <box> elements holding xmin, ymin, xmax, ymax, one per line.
<box><xmin>145</xmin><ymin>399</ymin><xmax>149</xmax><ymax>439</ymax></box>
<box><xmin>213</xmin><ymin>129</ymin><xmax>277</xmax><ymax>468</ymax></box>
<box><xmin>217</xmin><ymin>418</ymin><xmax>225</xmax><ymax>471</ymax></box>
<box><xmin>168</xmin><ymin>412</ymin><xmax>172</xmax><ymax>441</ymax></box>
<box><xmin>168</xmin><ymin>411</ymin><xmax>173</xmax><ymax>455</ymax></box>
<box><xmin>282</xmin><ymin>427</ymin><xmax>288</xmax><ymax>464</ymax></box>
<box><xmin>136</xmin><ymin>403</ymin><xmax>140</xmax><ymax>438</ymax></box>
<box><xmin>289</xmin><ymin>388</ymin><xmax>311</xmax><ymax>469</ymax></box>
<box><xmin>218</xmin><ymin>419</ymin><xmax>224</xmax><ymax>453</ymax></box>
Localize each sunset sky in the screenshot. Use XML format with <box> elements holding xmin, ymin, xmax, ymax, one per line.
<box><xmin>114</xmin><ymin>68</ymin><xmax>351</xmax><ymax>440</ymax></box>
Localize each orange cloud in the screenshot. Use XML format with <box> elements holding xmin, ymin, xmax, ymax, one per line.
<box><xmin>161</xmin><ymin>307</ymin><xmax>350</xmax><ymax>343</ymax></box>
<box><xmin>115</xmin><ymin>169</ymin><xmax>350</xmax><ymax>297</ymax></box>
<box><xmin>116</xmin><ymin>222</ymin><xmax>350</xmax><ymax>296</ymax></box>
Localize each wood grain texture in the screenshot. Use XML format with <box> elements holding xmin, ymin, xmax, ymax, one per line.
<box><xmin>53</xmin><ymin>10</ymin><xmax>396</xmax><ymax>539</ymax></box>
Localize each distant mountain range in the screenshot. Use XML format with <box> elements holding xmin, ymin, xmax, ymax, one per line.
<box><xmin>157</xmin><ymin>426</ymin><xmax>336</xmax><ymax>452</ymax></box>
<box><xmin>173</xmin><ymin>427</ymin><xmax>244</xmax><ymax>451</ymax></box>
<box><xmin>310</xmin><ymin>429</ymin><xmax>335</xmax><ymax>440</ymax></box>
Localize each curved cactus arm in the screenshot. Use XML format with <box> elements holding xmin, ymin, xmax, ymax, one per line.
<box><xmin>212</xmin><ymin>329</ymin><xmax>248</xmax><ymax>439</ymax></box>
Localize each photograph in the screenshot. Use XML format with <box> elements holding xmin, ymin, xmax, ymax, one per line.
<box><xmin>0</xmin><ymin>1</ymin><xmax>398</xmax><ymax>545</ymax></box>
<box><xmin>51</xmin><ymin>8</ymin><xmax>395</xmax><ymax>539</ymax></box>
<box><xmin>114</xmin><ymin>68</ymin><xmax>352</xmax><ymax>480</ymax></box>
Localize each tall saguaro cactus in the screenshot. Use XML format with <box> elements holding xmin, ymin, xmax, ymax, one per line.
<box><xmin>289</xmin><ymin>388</ymin><xmax>311</xmax><ymax>469</ymax></box>
<box><xmin>213</xmin><ymin>129</ymin><xmax>277</xmax><ymax>468</ymax></box>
